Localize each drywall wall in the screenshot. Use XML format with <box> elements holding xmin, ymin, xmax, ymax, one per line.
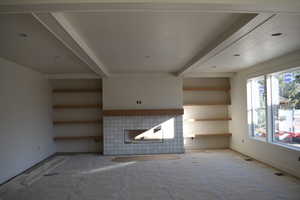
<box><xmin>230</xmin><ymin>50</ymin><xmax>300</xmax><ymax>178</ymax></box>
<box><xmin>0</xmin><ymin>57</ymin><xmax>55</xmax><ymax>184</ymax></box>
<box><xmin>50</xmin><ymin>79</ymin><xmax>102</xmax><ymax>153</ymax></box>
<box><xmin>103</xmin><ymin>75</ymin><xmax>182</xmax><ymax>109</ymax></box>
<box><xmin>183</xmin><ymin>78</ymin><xmax>231</xmax><ymax>149</ymax></box>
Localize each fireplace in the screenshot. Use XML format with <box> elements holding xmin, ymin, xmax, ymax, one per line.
<box><xmin>103</xmin><ymin>115</ymin><xmax>184</xmax><ymax>155</ymax></box>
<box><xmin>124</xmin><ymin>126</ymin><xmax>163</xmax><ymax>144</ymax></box>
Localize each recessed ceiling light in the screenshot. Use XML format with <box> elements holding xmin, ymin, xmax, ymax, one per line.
<box><xmin>233</xmin><ymin>54</ymin><xmax>240</xmax><ymax>57</ymax></box>
<box><xmin>18</xmin><ymin>33</ymin><xmax>28</xmax><ymax>38</ymax></box>
<box><xmin>271</xmin><ymin>33</ymin><xmax>283</xmax><ymax>37</ymax></box>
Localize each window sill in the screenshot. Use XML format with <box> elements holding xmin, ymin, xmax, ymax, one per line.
<box><xmin>271</xmin><ymin>141</ymin><xmax>300</xmax><ymax>152</ymax></box>
<box><xmin>249</xmin><ymin>136</ymin><xmax>267</xmax><ymax>143</ymax></box>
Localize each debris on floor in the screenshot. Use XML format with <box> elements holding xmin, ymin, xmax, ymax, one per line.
<box><xmin>43</xmin><ymin>172</ymin><xmax>60</xmax><ymax>177</ymax></box>
<box><xmin>274</xmin><ymin>172</ymin><xmax>284</xmax><ymax>176</ymax></box>
<box><xmin>244</xmin><ymin>157</ymin><xmax>253</xmax><ymax>161</ymax></box>
<box><xmin>0</xmin><ymin>156</ymin><xmax>66</xmax><ymax>197</ymax></box>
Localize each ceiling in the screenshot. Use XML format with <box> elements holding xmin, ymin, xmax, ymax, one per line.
<box><xmin>0</xmin><ymin>1</ymin><xmax>300</xmax><ymax>77</ymax></box>
<box><xmin>0</xmin><ymin>14</ymin><xmax>93</xmax><ymax>74</ymax></box>
<box><xmin>193</xmin><ymin>14</ymin><xmax>300</xmax><ymax>73</ymax></box>
<box><xmin>63</xmin><ymin>12</ymin><xmax>249</xmax><ymax>74</ymax></box>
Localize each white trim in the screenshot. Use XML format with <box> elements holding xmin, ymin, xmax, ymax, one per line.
<box><xmin>183</xmin><ymin>72</ymin><xmax>236</xmax><ymax>78</ymax></box>
<box><xmin>1</xmin><ymin>1</ymin><xmax>300</xmax><ymax>14</ymax></box>
<box><xmin>45</xmin><ymin>73</ymin><xmax>101</xmax><ymax>79</ymax></box>
<box><xmin>271</xmin><ymin>141</ymin><xmax>300</xmax><ymax>152</ymax></box>
<box><xmin>109</xmin><ymin>72</ymin><xmax>176</xmax><ymax>78</ymax></box>
<box><xmin>249</xmin><ymin>136</ymin><xmax>267</xmax><ymax>143</ymax></box>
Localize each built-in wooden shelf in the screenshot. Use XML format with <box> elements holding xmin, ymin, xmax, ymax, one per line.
<box><xmin>53</xmin><ymin>104</ymin><xmax>102</xmax><ymax>109</ymax></box>
<box><xmin>53</xmin><ymin>120</ymin><xmax>102</xmax><ymax>125</ymax></box>
<box><xmin>103</xmin><ymin>109</ymin><xmax>184</xmax><ymax>116</ymax></box>
<box><xmin>185</xmin><ymin>118</ymin><xmax>232</xmax><ymax>122</ymax></box>
<box><xmin>183</xmin><ymin>87</ymin><xmax>230</xmax><ymax>91</ymax></box>
<box><xmin>53</xmin><ymin>89</ymin><xmax>102</xmax><ymax>93</ymax></box>
<box><xmin>195</xmin><ymin>133</ymin><xmax>232</xmax><ymax>137</ymax></box>
<box><xmin>54</xmin><ymin>136</ymin><xmax>101</xmax><ymax>142</ymax></box>
<box><xmin>184</xmin><ymin>103</ymin><xmax>230</xmax><ymax>106</ymax></box>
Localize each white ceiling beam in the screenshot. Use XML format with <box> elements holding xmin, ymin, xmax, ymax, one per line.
<box><xmin>176</xmin><ymin>13</ymin><xmax>276</xmax><ymax>76</ymax></box>
<box><xmin>33</xmin><ymin>12</ymin><xmax>109</xmax><ymax>77</ymax></box>
<box><xmin>1</xmin><ymin>0</ymin><xmax>300</xmax><ymax>14</ymax></box>
<box><xmin>183</xmin><ymin>72</ymin><xmax>236</xmax><ymax>78</ymax></box>
<box><xmin>46</xmin><ymin>73</ymin><xmax>101</xmax><ymax>79</ymax></box>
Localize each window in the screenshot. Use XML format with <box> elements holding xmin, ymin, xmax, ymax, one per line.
<box><xmin>270</xmin><ymin>69</ymin><xmax>300</xmax><ymax>148</ymax></box>
<box><xmin>247</xmin><ymin>76</ymin><xmax>267</xmax><ymax>140</ymax></box>
<box><xmin>247</xmin><ymin>67</ymin><xmax>300</xmax><ymax>150</ymax></box>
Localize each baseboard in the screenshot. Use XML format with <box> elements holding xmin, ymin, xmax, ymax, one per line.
<box><xmin>55</xmin><ymin>152</ymin><xmax>102</xmax><ymax>156</ymax></box>
<box><xmin>229</xmin><ymin>147</ymin><xmax>300</xmax><ymax>180</ymax></box>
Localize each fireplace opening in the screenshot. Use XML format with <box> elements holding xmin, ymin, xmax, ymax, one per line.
<box><xmin>124</xmin><ymin>126</ymin><xmax>163</xmax><ymax>144</ymax></box>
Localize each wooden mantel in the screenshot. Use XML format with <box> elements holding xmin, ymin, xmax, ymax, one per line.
<box><xmin>103</xmin><ymin>109</ymin><xmax>184</xmax><ymax>116</ymax></box>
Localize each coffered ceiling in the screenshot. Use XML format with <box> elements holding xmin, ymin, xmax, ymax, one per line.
<box><xmin>0</xmin><ymin>1</ymin><xmax>300</xmax><ymax>78</ymax></box>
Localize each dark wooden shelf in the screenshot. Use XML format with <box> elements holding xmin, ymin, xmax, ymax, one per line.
<box><xmin>53</xmin><ymin>120</ymin><xmax>102</xmax><ymax>125</ymax></box>
<box><xmin>53</xmin><ymin>104</ymin><xmax>102</xmax><ymax>109</ymax></box>
<box><xmin>195</xmin><ymin>133</ymin><xmax>232</xmax><ymax>137</ymax></box>
<box><xmin>53</xmin><ymin>89</ymin><xmax>102</xmax><ymax>93</ymax></box>
<box><xmin>185</xmin><ymin>118</ymin><xmax>232</xmax><ymax>122</ymax></box>
<box><xmin>103</xmin><ymin>109</ymin><xmax>184</xmax><ymax>116</ymax></box>
<box><xmin>54</xmin><ymin>136</ymin><xmax>101</xmax><ymax>142</ymax></box>
<box><xmin>183</xmin><ymin>87</ymin><xmax>230</xmax><ymax>91</ymax></box>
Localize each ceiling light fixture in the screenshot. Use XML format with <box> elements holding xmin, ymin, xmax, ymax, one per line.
<box><xmin>271</xmin><ymin>33</ymin><xmax>283</xmax><ymax>37</ymax></box>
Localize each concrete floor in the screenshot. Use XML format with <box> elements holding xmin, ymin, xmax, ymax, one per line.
<box><xmin>1</xmin><ymin>150</ymin><xmax>300</xmax><ymax>200</ymax></box>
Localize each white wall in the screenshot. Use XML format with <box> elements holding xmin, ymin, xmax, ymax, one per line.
<box><xmin>103</xmin><ymin>75</ymin><xmax>182</xmax><ymax>109</ymax></box>
<box><xmin>230</xmin><ymin>50</ymin><xmax>300</xmax><ymax>178</ymax></box>
<box><xmin>0</xmin><ymin>58</ymin><xmax>55</xmax><ymax>184</ymax></box>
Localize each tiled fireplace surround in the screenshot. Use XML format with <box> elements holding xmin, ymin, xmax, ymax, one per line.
<box><xmin>103</xmin><ymin>115</ymin><xmax>184</xmax><ymax>155</ymax></box>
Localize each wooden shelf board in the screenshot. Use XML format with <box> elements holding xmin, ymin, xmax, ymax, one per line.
<box><xmin>53</xmin><ymin>104</ymin><xmax>102</xmax><ymax>109</ymax></box>
<box><xmin>53</xmin><ymin>89</ymin><xmax>102</xmax><ymax>93</ymax></box>
<box><xmin>183</xmin><ymin>87</ymin><xmax>230</xmax><ymax>91</ymax></box>
<box><xmin>54</xmin><ymin>136</ymin><xmax>101</xmax><ymax>142</ymax></box>
<box><xmin>195</xmin><ymin>133</ymin><xmax>232</xmax><ymax>137</ymax></box>
<box><xmin>103</xmin><ymin>109</ymin><xmax>184</xmax><ymax>116</ymax></box>
<box><xmin>53</xmin><ymin>120</ymin><xmax>102</xmax><ymax>125</ymax></box>
<box><xmin>184</xmin><ymin>103</ymin><xmax>230</xmax><ymax>106</ymax></box>
<box><xmin>185</xmin><ymin>118</ymin><xmax>232</xmax><ymax>122</ymax></box>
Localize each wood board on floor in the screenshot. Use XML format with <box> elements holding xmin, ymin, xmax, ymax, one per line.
<box><xmin>112</xmin><ymin>154</ymin><xmax>181</xmax><ymax>162</ymax></box>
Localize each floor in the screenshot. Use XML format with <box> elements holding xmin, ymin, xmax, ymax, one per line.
<box><xmin>1</xmin><ymin>150</ymin><xmax>300</xmax><ymax>200</ymax></box>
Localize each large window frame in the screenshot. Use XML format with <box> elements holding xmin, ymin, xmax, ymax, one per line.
<box><xmin>247</xmin><ymin>67</ymin><xmax>300</xmax><ymax>151</ymax></box>
<box><xmin>247</xmin><ymin>76</ymin><xmax>268</xmax><ymax>142</ymax></box>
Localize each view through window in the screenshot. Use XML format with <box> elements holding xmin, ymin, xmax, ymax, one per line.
<box><xmin>247</xmin><ymin>67</ymin><xmax>300</xmax><ymax>149</ymax></box>
<box><xmin>271</xmin><ymin>69</ymin><xmax>300</xmax><ymax>148</ymax></box>
<box><xmin>247</xmin><ymin>76</ymin><xmax>267</xmax><ymax>140</ymax></box>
